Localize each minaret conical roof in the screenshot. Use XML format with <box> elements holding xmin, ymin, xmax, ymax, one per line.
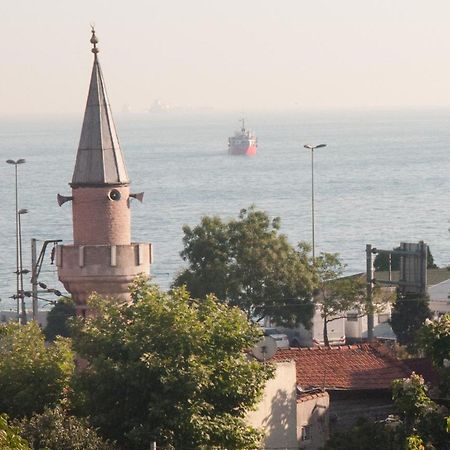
<box><xmin>71</xmin><ymin>29</ymin><xmax>129</xmax><ymax>187</ymax></box>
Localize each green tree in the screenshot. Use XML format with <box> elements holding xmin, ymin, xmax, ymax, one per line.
<box><xmin>173</xmin><ymin>206</ymin><xmax>316</xmax><ymax>328</ymax></box>
<box><xmin>419</xmin><ymin>314</ymin><xmax>450</xmax><ymax>398</ymax></box>
<box><xmin>321</xmin><ymin>418</ymin><xmax>397</xmax><ymax>450</ymax></box>
<box><xmin>374</xmin><ymin>246</ymin><xmax>437</xmax><ymax>272</ymax></box>
<box><xmin>314</xmin><ymin>253</ymin><xmax>391</xmax><ymax>346</ymax></box>
<box><xmin>44</xmin><ymin>298</ymin><xmax>76</xmax><ymax>341</ymax></box>
<box><xmin>0</xmin><ymin>414</ymin><xmax>31</xmax><ymax>450</ymax></box>
<box><xmin>18</xmin><ymin>406</ymin><xmax>115</xmax><ymax>450</ymax></box>
<box><xmin>0</xmin><ymin>322</ymin><xmax>74</xmax><ymax>419</ymax></box>
<box><xmin>392</xmin><ymin>373</ymin><xmax>449</xmax><ymax>449</ymax></box>
<box><xmin>390</xmin><ymin>293</ymin><xmax>432</xmax><ymax>353</ymax></box>
<box><xmin>71</xmin><ymin>278</ymin><xmax>273</xmax><ymax>450</ymax></box>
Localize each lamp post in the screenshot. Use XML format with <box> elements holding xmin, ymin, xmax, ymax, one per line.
<box><xmin>303</xmin><ymin>144</ymin><xmax>327</xmax><ymax>260</ymax></box>
<box><xmin>18</xmin><ymin>208</ymin><xmax>28</xmax><ymax>325</ymax></box>
<box><xmin>6</xmin><ymin>158</ymin><xmax>26</xmax><ymax>322</ymax></box>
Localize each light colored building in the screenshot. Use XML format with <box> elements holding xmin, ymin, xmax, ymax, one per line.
<box><xmin>428</xmin><ymin>278</ymin><xmax>450</xmax><ymax>318</ymax></box>
<box><xmin>297</xmin><ymin>391</ymin><xmax>329</xmax><ymax>450</ymax></box>
<box><xmin>0</xmin><ymin>309</ymin><xmax>48</xmax><ymax>328</ymax></box>
<box><xmin>272</xmin><ymin>343</ymin><xmax>435</xmax><ymax>433</ymax></box>
<box><xmin>345</xmin><ymin>303</ymin><xmax>395</xmax><ymax>343</ymax></box>
<box><xmin>247</xmin><ymin>361</ymin><xmax>298</xmax><ymax>449</ymax></box>
<box><xmin>276</xmin><ymin>308</ymin><xmax>346</xmax><ymax>348</ymax></box>
<box><xmin>247</xmin><ymin>360</ymin><xmax>330</xmax><ymax>450</ymax></box>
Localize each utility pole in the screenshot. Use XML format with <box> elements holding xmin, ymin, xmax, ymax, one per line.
<box><xmin>31</xmin><ymin>238</ymin><xmax>38</xmax><ymax>321</ymax></box>
<box><xmin>30</xmin><ymin>239</ymin><xmax>62</xmax><ymax>321</ymax></box>
<box><xmin>366</xmin><ymin>244</ymin><xmax>374</xmax><ymax>341</ymax></box>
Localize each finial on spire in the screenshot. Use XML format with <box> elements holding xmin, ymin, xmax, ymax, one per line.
<box><xmin>90</xmin><ymin>25</ymin><xmax>99</xmax><ymax>56</ymax></box>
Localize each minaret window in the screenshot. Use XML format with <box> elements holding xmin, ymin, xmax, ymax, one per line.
<box><xmin>108</xmin><ymin>189</ymin><xmax>121</xmax><ymax>201</ymax></box>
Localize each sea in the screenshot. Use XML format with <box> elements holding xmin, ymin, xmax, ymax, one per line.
<box><xmin>1</xmin><ymin>109</ymin><xmax>450</xmax><ymax>310</ymax></box>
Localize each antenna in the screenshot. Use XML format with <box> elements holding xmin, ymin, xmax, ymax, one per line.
<box><xmin>251</xmin><ymin>336</ymin><xmax>277</xmax><ymax>362</ymax></box>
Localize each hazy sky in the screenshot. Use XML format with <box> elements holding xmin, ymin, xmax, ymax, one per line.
<box><xmin>2</xmin><ymin>0</ymin><xmax>450</xmax><ymax>115</ymax></box>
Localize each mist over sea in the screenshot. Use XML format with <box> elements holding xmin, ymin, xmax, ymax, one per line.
<box><xmin>1</xmin><ymin>109</ymin><xmax>450</xmax><ymax>310</ymax></box>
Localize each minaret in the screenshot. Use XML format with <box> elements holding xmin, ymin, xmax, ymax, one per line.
<box><xmin>56</xmin><ymin>28</ymin><xmax>152</xmax><ymax>316</ymax></box>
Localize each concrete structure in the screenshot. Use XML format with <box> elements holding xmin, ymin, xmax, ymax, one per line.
<box><xmin>246</xmin><ymin>361</ymin><xmax>298</xmax><ymax>449</ymax></box>
<box><xmin>0</xmin><ymin>309</ymin><xmax>48</xmax><ymax>329</ymax></box>
<box><xmin>57</xmin><ymin>29</ymin><xmax>151</xmax><ymax>315</ymax></box>
<box><xmin>247</xmin><ymin>360</ymin><xmax>330</xmax><ymax>450</ymax></box>
<box><xmin>345</xmin><ymin>303</ymin><xmax>395</xmax><ymax>343</ymax></box>
<box><xmin>297</xmin><ymin>391</ymin><xmax>329</xmax><ymax>450</ymax></box>
<box><xmin>428</xmin><ymin>278</ymin><xmax>450</xmax><ymax>318</ymax></box>
<box><xmin>277</xmin><ymin>308</ymin><xmax>346</xmax><ymax>348</ymax></box>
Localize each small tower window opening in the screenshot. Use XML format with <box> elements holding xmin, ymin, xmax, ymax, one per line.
<box><xmin>109</xmin><ymin>189</ymin><xmax>121</xmax><ymax>201</ymax></box>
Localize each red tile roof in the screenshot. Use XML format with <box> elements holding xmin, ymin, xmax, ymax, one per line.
<box><xmin>272</xmin><ymin>344</ymin><xmax>428</xmax><ymax>391</ymax></box>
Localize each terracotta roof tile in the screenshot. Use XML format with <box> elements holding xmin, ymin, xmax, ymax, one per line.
<box><xmin>272</xmin><ymin>344</ymin><xmax>431</xmax><ymax>391</ymax></box>
<box><xmin>297</xmin><ymin>391</ymin><xmax>329</xmax><ymax>403</ymax></box>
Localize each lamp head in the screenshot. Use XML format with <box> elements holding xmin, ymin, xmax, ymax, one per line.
<box><xmin>6</xmin><ymin>159</ymin><xmax>26</xmax><ymax>165</ymax></box>
<box><xmin>18</xmin><ymin>209</ymin><xmax>28</xmax><ymax>215</ymax></box>
<box><xmin>304</xmin><ymin>144</ymin><xmax>327</xmax><ymax>150</ymax></box>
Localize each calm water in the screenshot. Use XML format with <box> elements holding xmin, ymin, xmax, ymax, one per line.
<box><xmin>1</xmin><ymin>109</ymin><xmax>450</xmax><ymax>310</ymax></box>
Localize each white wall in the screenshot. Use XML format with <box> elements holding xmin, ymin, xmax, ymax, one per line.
<box><xmin>297</xmin><ymin>392</ymin><xmax>330</xmax><ymax>450</ymax></box>
<box><xmin>246</xmin><ymin>361</ymin><xmax>298</xmax><ymax>449</ymax></box>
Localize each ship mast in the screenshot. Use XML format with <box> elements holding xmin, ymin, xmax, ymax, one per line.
<box><xmin>240</xmin><ymin>118</ymin><xmax>245</xmax><ymax>132</ymax></box>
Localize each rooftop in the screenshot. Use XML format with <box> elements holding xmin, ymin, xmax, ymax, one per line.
<box><xmin>272</xmin><ymin>344</ymin><xmax>434</xmax><ymax>391</ymax></box>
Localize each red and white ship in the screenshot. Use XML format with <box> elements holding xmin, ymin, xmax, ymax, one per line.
<box><xmin>228</xmin><ymin>119</ymin><xmax>257</xmax><ymax>155</ymax></box>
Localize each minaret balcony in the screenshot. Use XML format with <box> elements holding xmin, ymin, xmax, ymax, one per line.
<box><xmin>56</xmin><ymin>242</ymin><xmax>152</xmax><ymax>306</ymax></box>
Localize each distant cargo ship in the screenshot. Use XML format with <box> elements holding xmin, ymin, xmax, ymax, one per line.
<box><xmin>228</xmin><ymin>119</ymin><xmax>257</xmax><ymax>156</ymax></box>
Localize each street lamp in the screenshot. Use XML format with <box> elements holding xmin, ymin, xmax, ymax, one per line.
<box><xmin>6</xmin><ymin>158</ymin><xmax>26</xmax><ymax>322</ymax></box>
<box><xmin>303</xmin><ymin>144</ymin><xmax>327</xmax><ymax>260</ymax></box>
<box><xmin>18</xmin><ymin>208</ymin><xmax>28</xmax><ymax>325</ymax></box>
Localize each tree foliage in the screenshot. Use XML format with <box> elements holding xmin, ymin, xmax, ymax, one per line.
<box><xmin>18</xmin><ymin>406</ymin><xmax>115</xmax><ymax>450</ymax></box>
<box><xmin>0</xmin><ymin>414</ymin><xmax>31</xmax><ymax>450</ymax></box>
<box><xmin>173</xmin><ymin>206</ymin><xmax>316</xmax><ymax>328</ymax></box>
<box><xmin>374</xmin><ymin>246</ymin><xmax>437</xmax><ymax>272</ymax></box>
<box><xmin>321</xmin><ymin>418</ymin><xmax>397</xmax><ymax>450</ymax></box>
<box><xmin>0</xmin><ymin>322</ymin><xmax>74</xmax><ymax>419</ymax></box>
<box><xmin>71</xmin><ymin>278</ymin><xmax>273</xmax><ymax>450</ymax></box>
<box><xmin>392</xmin><ymin>373</ymin><xmax>449</xmax><ymax>449</ymax></box>
<box><xmin>419</xmin><ymin>314</ymin><xmax>450</xmax><ymax>398</ymax></box>
<box><xmin>44</xmin><ymin>298</ymin><xmax>76</xmax><ymax>341</ymax></box>
<box><xmin>390</xmin><ymin>293</ymin><xmax>432</xmax><ymax>353</ymax></box>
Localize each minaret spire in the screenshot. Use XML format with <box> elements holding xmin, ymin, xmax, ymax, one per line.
<box><xmin>71</xmin><ymin>28</ymin><xmax>129</xmax><ymax>187</ymax></box>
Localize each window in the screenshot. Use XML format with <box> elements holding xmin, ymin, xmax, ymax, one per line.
<box><xmin>378</xmin><ymin>313</ymin><xmax>389</xmax><ymax>323</ymax></box>
<box><xmin>347</xmin><ymin>313</ymin><xmax>358</xmax><ymax>321</ymax></box>
<box><xmin>301</xmin><ymin>425</ymin><xmax>312</xmax><ymax>441</ymax></box>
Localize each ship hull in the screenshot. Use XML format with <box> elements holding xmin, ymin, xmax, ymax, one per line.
<box><xmin>228</xmin><ymin>144</ymin><xmax>257</xmax><ymax>156</ymax></box>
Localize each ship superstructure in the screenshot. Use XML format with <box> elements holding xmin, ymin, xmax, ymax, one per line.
<box><xmin>228</xmin><ymin>119</ymin><xmax>257</xmax><ymax>156</ymax></box>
